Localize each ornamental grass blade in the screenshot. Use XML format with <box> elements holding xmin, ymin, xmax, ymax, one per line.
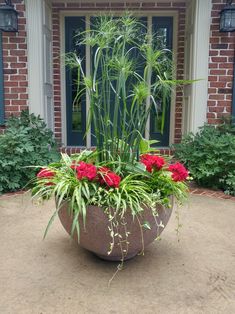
<box><xmin>43</xmin><ymin>206</ymin><xmax>61</xmax><ymax>240</ymax></box>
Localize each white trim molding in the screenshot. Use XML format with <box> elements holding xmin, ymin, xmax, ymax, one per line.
<box><xmin>184</xmin><ymin>0</ymin><xmax>212</xmax><ymax>134</ymax></box>
<box><xmin>25</xmin><ymin>0</ymin><xmax>44</xmax><ymax>117</ymax></box>
<box><xmin>26</xmin><ymin>0</ymin><xmax>54</xmax><ymax>130</ymax></box>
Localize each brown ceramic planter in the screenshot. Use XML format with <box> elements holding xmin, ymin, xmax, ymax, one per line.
<box><xmin>58</xmin><ymin>198</ymin><xmax>173</xmax><ymax>261</ymax></box>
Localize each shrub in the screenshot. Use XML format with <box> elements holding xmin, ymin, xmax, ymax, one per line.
<box><xmin>0</xmin><ymin>111</ymin><xmax>60</xmax><ymax>194</ymax></box>
<box><xmin>173</xmin><ymin>124</ymin><xmax>235</xmax><ymax>195</ymax></box>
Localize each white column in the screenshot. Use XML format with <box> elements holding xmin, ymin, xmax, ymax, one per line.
<box><xmin>25</xmin><ymin>0</ymin><xmax>44</xmax><ymax>117</ymax></box>
<box><xmin>190</xmin><ymin>0</ymin><xmax>212</xmax><ymax>133</ymax></box>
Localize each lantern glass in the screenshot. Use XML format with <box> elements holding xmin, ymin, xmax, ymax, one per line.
<box><xmin>220</xmin><ymin>7</ymin><xmax>235</xmax><ymax>32</ymax></box>
<box><xmin>0</xmin><ymin>6</ymin><xmax>18</xmax><ymax>32</ymax></box>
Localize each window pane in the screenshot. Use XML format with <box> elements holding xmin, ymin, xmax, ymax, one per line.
<box><xmin>65</xmin><ymin>17</ymin><xmax>86</xmax><ymax>146</ymax></box>
<box><xmin>155</xmin><ymin>27</ymin><xmax>168</xmax><ymax>50</ymax></box>
<box><xmin>150</xmin><ymin>17</ymin><xmax>173</xmax><ymax>146</ymax></box>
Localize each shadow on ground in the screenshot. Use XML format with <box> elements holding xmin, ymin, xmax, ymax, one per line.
<box><xmin>0</xmin><ymin>193</ymin><xmax>235</xmax><ymax>314</ymax></box>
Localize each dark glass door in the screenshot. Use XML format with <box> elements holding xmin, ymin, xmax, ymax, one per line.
<box><xmin>65</xmin><ymin>16</ymin><xmax>173</xmax><ymax>146</ymax></box>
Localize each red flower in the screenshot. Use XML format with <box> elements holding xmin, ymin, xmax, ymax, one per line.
<box><xmin>168</xmin><ymin>162</ymin><xmax>189</xmax><ymax>182</ymax></box>
<box><xmin>37</xmin><ymin>168</ymin><xmax>55</xmax><ymax>186</ymax></box>
<box><xmin>76</xmin><ymin>161</ymin><xmax>97</xmax><ymax>181</ymax></box>
<box><xmin>98</xmin><ymin>167</ymin><xmax>121</xmax><ymax>188</ymax></box>
<box><xmin>37</xmin><ymin>168</ymin><xmax>55</xmax><ymax>179</ymax></box>
<box><xmin>140</xmin><ymin>154</ymin><xmax>165</xmax><ymax>173</ymax></box>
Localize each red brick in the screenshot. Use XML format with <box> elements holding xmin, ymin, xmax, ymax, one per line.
<box><xmin>210</xmin><ymin>70</ymin><xmax>226</xmax><ymax>75</ymax></box>
<box><xmin>5</xmin><ymin>105</ymin><xmax>19</xmax><ymax>112</ymax></box>
<box><xmin>220</xmin><ymin>50</ymin><xmax>234</xmax><ymax>56</ymax></box>
<box><xmin>156</xmin><ymin>3</ymin><xmax>171</xmax><ymax>7</ymax></box>
<box><xmin>210</xmin><ymin>82</ymin><xmax>227</xmax><ymax>88</ymax></box>
<box><xmin>80</xmin><ymin>3</ymin><xmax>95</xmax><ymax>8</ymax></box>
<box><xmin>219</xmin><ymin>63</ymin><xmax>233</xmax><ymax>69</ymax></box>
<box><xmin>208</xmin><ymin>118</ymin><xmax>222</xmax><ymax>124</ymax></box>
<box><xmin>217</xmin><ymin>101</ymin><xmax>230</xmax><ymax>106</ymax></box>
<box><xmin>10</xmin><ymin>75</ymin><xmax>26</xmax><ymax>81</ymax></box>
<box><xmin>11</xmin><ymin>87</ymin><xmax>26</xmax><ymax>93</ymax></box>
<box><xmin>19</xmin><ymin>69</ymin><xmax>27</xmax><ymax>75</ymax></box>
<box><xmin>209</xmin><ymin>107</ymin><xmax>225</xmax><ymax>112</ymax></box>
<box><xmin>66</xmin><ymin>3</ymin><xmax>80</xmax><ymax>8</ymax></box>
<box><xmin>207</xmin><ymin>101</ymin><xmax>216</xmax><ymax>106</ymax></box>
<box><xmin>4</xmin><ymin>94</ymin><xmax>18</xmax><ymax>99</ymax></box>
<box><xmin>208</xmin><ymin>76</ymin><xmax>218</xmax><ymax>82</ymax></box>
<box><xmin>4</xmin><ymin>82</ymin><xmax>18</xmax><ymax>87</ymax></box>
<box><xmin>141</xmin><ymin>2</ymin><xmax>156</xmax><ymax>7</ymax></box>
<box><xmin>211</xmin><ymin>57</ymin><xmax>227</xmax><ymax>62</ymax></box>
<box><xmin>11</xmin><ymin>100</ymin><xmax>27</xmax><ymax>106</ymax></box>
<box><xmin>9</xmin><ymin>37</ymin><xmax>25</xmax><ymax>44</ymax></box>
<box><xmin>11</xmin><ymin>63</ymin><xmax>26</xmax><ymax>68</ymax></box>
<box><xmin>218</xmin><ymin>76</ymin><xmax>233</xmax><ymax>82</ymax></box>
<box><xmin>209</xmin><ymin>50</ymin><xmax>219</xmax><ymax>56</ymax></box>
<box><xmin>207</xmin><ymin>113</ymin><xmax>216</xmax><ymax>118</ymax></box>
<box><xmin>110</xmin><ymin>2</ymin><xmax>125</xmax><ymax>8</ymax></box>
<box><xmin>19</xmin><ymin>82</ymin><xmax>28</xmax><ymax>87</ymax></box>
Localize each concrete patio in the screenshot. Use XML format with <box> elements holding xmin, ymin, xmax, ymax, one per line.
<box><xmin>0</xmin><ymin>193</ymin><xmax>234</xmax><ymax>314</ymax></box>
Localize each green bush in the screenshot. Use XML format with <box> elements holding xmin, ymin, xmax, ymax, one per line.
<box><xmin>173</xmin><ymin>124</ymin><xmax>235</xmax><ymax>196</ymax></box>
<box><xmin>0</xmin><ymin>111</ymin><xmax>60</xmax><ymax>194</ymax></box>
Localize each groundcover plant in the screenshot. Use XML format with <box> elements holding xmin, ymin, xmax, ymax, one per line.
<box><xmin>31</xmin><ymin>14</ymin><xmax>190</xmax><ymax>269</ymax></box>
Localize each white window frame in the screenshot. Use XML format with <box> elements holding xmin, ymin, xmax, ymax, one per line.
<box><xmin>60</xmin><ymin>11</ymin><xmax>178</xmax><ymax>148</ymax></box>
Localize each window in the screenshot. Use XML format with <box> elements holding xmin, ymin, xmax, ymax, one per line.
<box><xmin>65</xmin><ymin>16</ymin><xmax>173</xmax><ymax>146</ymax></box>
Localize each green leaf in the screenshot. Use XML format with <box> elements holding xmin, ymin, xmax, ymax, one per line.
<box><xmin>139</xmin><ymin>137</ymin><xmax>159</xmax><ymax>154</ymax></box>
<box><xmin>143</xmin><ymin>221</ymin><xmax>151</xmax><ymax>230</ymax></box>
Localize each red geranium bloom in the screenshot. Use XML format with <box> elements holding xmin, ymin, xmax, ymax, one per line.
<box><xmin>76</xmin><ymin>161</ymin><xmax>97</xmax><ymax>181</ymax></box>
<box><xmin>140</xmin><ymin>154</ymin><xmax>165</xmax><ymax>173</ymax></box>
<box><xmin>37</xmin><ymin>168</ymin><xmax>55</xmax><ymax>186</ymax></box>
<box><xmin>168</xmin><ymin>162</ymin><xmax>189</xmax><ymax>182</ymax></box>
<box><xmin>98</xmin><ymin>167</ymin><xmax>121</xmax><ymax>188</ymax></box>
<box><xmin>37</xmin><ymin>168</ymin><xmax>55</xmax><ymax>179</ymax></box>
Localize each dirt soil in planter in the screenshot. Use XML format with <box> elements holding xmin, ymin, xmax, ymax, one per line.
<box><xmin>0</xmin><ymin>193</ymin><xmax>235</xmax><ymax>314</ymax></box>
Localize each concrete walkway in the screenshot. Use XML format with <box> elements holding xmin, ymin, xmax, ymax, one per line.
<box><xmin>0</xmin><ymin>194</ymin><xmax>234</xmax><ymax>314</ymax></box>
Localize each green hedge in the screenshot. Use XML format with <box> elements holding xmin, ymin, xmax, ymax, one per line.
<box><xmin>0</xmin><ymin>111</ymin><xmax>60</xmax><ymax>194</ymax></box>
<box><xmin>173</xmin><ymin>123</ymin><xmax>235</xmax><ymax>196</ymax></box>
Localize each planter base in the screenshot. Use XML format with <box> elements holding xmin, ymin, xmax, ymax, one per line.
<box><xmin>58</xmin><ymin>199</ymin><xmax>173</xmax><ymax>261</ymax></box>
<box><xmin>95</xmin><ymin>250</ymin><xmax>139</xmax><ymax>262</ymax></box>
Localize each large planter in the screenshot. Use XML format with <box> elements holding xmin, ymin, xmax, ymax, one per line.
<box><xmin>58</xmin><ymin>198</ymin><xmax>173</xmax><ymax>261</ymax></box>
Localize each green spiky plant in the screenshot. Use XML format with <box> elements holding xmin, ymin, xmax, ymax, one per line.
<box><xmin>65</xmin><ymin>14</ymin><xmax>191</xmax><ymax>163</ymax></box>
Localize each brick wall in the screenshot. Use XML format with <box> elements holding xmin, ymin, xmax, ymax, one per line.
<box><xmin>0</xmin><ymin>0</ymin><xmax>28</xmax><ymax>122</ymax></box>
<box><xmin>52</xmin><ymin>1</ymin><xmax>186</xmax><ymax>150</ymax></box>
<box><xmin>207</xmin><ymin>0</ymin><xmax>235</xmax><ymax>124</ymax></box>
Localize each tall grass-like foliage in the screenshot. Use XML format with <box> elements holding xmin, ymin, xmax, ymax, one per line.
<box><xmin>66</xmin><ymin>14</ymin><xmax>188</xmax><ymax>162</ymax></box>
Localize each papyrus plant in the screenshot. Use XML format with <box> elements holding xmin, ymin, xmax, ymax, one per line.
<box><xmin>65</xmin><ymin>14</ymin><xmax>189</xmax><ymax>163</ymax></box>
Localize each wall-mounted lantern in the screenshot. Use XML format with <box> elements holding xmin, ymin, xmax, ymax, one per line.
<box><xmin>0</xmin><ymin>0</ymin><xmax>18</xmax><ymax>32</ymax></box>
<box><xmin>219</xmin><ymin>0</ymin><xmax>235</xmax><ymax>32</ymax></box>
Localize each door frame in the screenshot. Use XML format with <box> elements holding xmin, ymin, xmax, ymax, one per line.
<box><xmin>60</xmin><ymin>10</ymin><xmax>179</xmax><ymax>147</ymax></box>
